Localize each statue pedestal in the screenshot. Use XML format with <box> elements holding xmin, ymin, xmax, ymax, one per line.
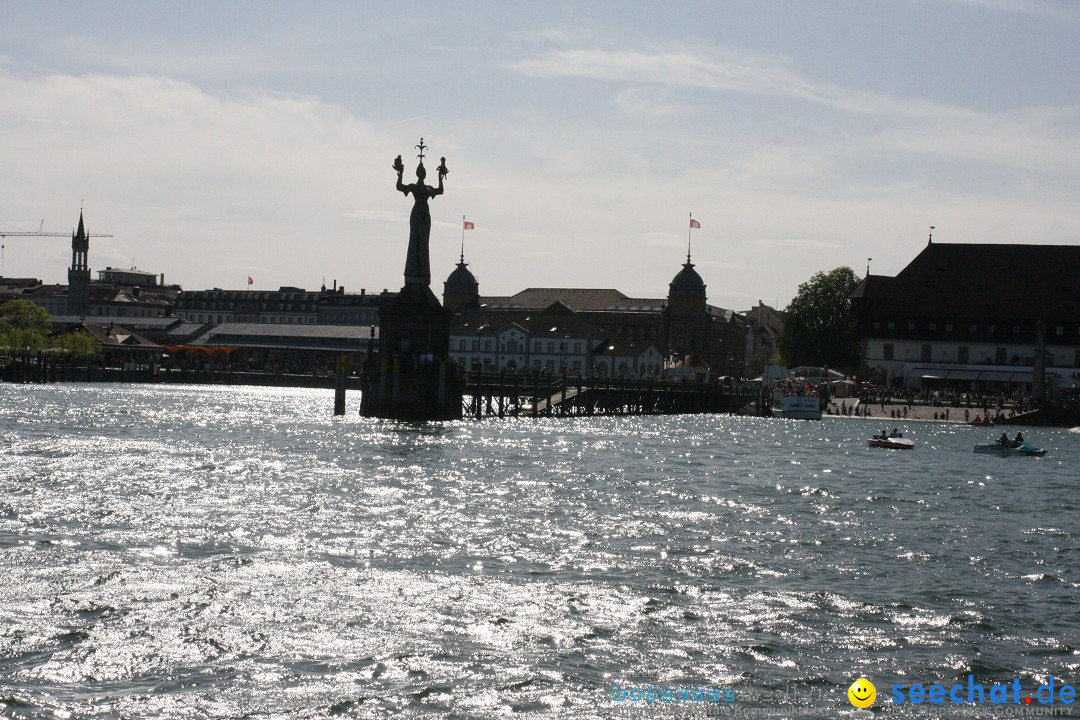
<box><xmin>360</xmin><ymin>284</ymin><xmax>462</xmax><ymax>421</ymax></box>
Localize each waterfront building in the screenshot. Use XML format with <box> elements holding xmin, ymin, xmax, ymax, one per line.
<box><xmin>174</xmin><ymin>285</ymin><xmax>390</xmax><ymax>327</ymax></box>
<box><xmin>167</xmin><ymin>322</ymin><xmax>378</xmax><ymax>374</ymax></box>
<box><xmin>28</xmin><ymin>282</ymin><xmax>177</xmax><ymax>320</ymax></box>
<box><xmin>77</xmin><ymin>322</ymin><xmax>163</xmax><ymax>368</ymax></box>
<box><xmin>743</xmin><ymin>301</ymin><xmax>784</xmax><ymax>369</ymax></box>
<box><xmin>850</xmin><ymin>240</ymin><xmax>1080</xmax><ymax>394</ymax></box>
<box><xmin>450</xmin><ymin>300</ymin><xmax>662</xmax><ymax>376</ymax></box>
<box><xmin>443</xmin><ymin>251</ymin><xmax>747</xmax><ymax>377</ymax></box>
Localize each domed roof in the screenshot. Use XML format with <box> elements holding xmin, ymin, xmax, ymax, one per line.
<box><xmin>669</xmin><ymin>260</ymin><xmax>706</xmax><ymax>297</ymax></box>
<box><xmin>445</xmin><ymin>260</ymin><xmax>478</xmax><ymax>292</ymax></box>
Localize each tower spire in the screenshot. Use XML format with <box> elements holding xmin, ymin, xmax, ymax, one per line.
<box><xmin>67</xmin><ymin>208</ymin><xmax>91</xmax><ymax>316</ymax></box>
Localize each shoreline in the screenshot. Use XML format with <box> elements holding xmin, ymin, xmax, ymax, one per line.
<box><xmin>826</xmin><ymin>400</ymin><xmax>1007</xmax><ymax>424</ymax></box>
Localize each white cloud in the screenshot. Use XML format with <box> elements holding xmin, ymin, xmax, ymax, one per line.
<box><xmin>612</xmin><ymin>87</ymin><xmax>688</xmax><ymax>119</ymax></box>
<box><xmin>508</xmin><ymin>45</ymin><xmax>979</xmax><ymax>120</ymax></box>
<box><xmin>0</xmin><ymin>69</ymin><xmax>399</xmax><ymax>291</ymax></box>
<box><xmin>3</xmin><ymin>0</ymin><xmax>1079</xmax><ymax>314</ymax></box>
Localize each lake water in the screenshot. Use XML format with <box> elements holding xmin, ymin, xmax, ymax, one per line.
<box><xmin>1</xmin><ymin>383</ymin><xmax>1078</xmax><ymax>719</ymax></box>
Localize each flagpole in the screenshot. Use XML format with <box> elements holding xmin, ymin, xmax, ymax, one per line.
<box><xmin>461</xmin><ymin>215</ymin><xmax>466</xmax><ymax>263</ymax></box>
<box><xmin>688</xmin><ymin>212</ymin><xmax>693</xmax><ymax>263</ymax></box>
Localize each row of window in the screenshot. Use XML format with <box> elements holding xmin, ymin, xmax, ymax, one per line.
<box><xmin>35</xmin><ymin>302</ymin><xmax>165</xmax><ymax>318</ymax></box>
<box><xmin>183</xmin><ymin>301</ymin><xmax>318</xmax><ymax>312</ymax></box>
<box><xmin>319</xmin><ymin>310</ymin><xmax>376</xmax><ymax>322</ymax></box>
<box><xmin>881</xmin><ymin>343</ymin><xmax>1080</xmax><ymax>367</ymax></box>
<box><xmin>183</xmin><ymin>293</ymin><xmax>319</xmax><ymax>302</ymax></box>
<box><xmin>874</xmin><ymin>321</ymin><xmax>1074</xmax><ymax>336</ymax></box>
<box><xmin>187</xmin><ymin>313</ymin><xmax>316</xmax><ymax>325</ymax></box>
<box><xmin>456</xmin><ymin>339</ymin><xmax>586</xmax><ymax>353</ymax></box>
<box><xmin>460</xmin><ymin>358</ymin><xmax>663</xmax><ymax>375</ymax></box>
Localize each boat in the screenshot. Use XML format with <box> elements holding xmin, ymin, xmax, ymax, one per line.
<box><xmin>868</xmin><ymin>435</ymin><xmax>915</xmax><ymax>450</ymax></box>
<box><xmin>972</xmin><ymin>442</ymin><xmax>1046</xmax><ymax>457</ymax></box>
<box><xmin>771</xmin><ymin>393</ymin><xmax>823</xmax><ymax>420</ymax></box>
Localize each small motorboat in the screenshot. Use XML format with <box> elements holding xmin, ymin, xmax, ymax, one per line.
<box><xmin>973</xmin><ymin>442</ymin><xmax>1046</xmax><ymax>457</ymax></box>
<box><xmin>868</xmin><ymin>435</ymin><xmax>915</xmax><ymax>450</ymax></box>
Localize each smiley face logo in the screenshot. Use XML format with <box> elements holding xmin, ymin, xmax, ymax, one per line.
<box><xmin>848</xmin><ymin>678</ymin><xmax>876</xmax><ymax>708</ymax></box>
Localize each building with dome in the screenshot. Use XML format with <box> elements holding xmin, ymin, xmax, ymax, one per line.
<box><xmin>443</xmin><ymin>251</ymin><xmax>480</xmax><ymax>320</ymax></box>
<box><xmin>443</xmin><ymin>249</ymin><xmax>746</xmax><ymax>377</ymax></box>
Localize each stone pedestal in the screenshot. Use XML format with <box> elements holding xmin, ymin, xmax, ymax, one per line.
<box><xmin>360</xmin><ymin>284</ymin><xmax>462</xmax><ymax>421</ymax></box>
<box><xmin>377</xmin><ymin>284</ymin><xmax>451</xmax><ymax>359</ymax></box>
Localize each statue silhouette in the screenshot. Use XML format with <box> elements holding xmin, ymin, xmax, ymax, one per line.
<box><xmin>395</xmin><ymin>144</ymin><xmax>445</xmax><ymax>285</ymax></box>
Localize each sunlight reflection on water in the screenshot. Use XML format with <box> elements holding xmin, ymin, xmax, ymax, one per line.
<box><xmin>1</xmin><ymin>383</ymin><xmax>1078</xmax><ymax>718</ymax></box>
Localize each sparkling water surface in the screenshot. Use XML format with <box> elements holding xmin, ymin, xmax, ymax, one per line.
<box><xmin>1</xmin><ymin>383</ymin><xmax>1078</xmax><ymax>719</ymax></box>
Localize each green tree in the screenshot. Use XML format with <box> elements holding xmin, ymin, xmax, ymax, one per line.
<box><xmin>778</xmin><ymin>267</ymin><xmax>861</xmax><ymax>371</ymax></box>
<box><xmin>56</xmin><ymin>329</ymin><xmax>99</xmax><ymax>358</ymax></box>
<box><xmin>0</xmin><ymin>299</ymin><xmax>52</xmax><ymax>351</ymax></box>
<box><xmin>749</xmin><ymin>351</ymin><xmax>766</xmax><ymax>378</ymax></box>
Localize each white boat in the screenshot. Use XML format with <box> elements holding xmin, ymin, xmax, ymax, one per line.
<box><xmin>771</xmin><ymin>393</ymin><xmax>823</xmax><ymax>420</ymax></box>
<box><xmin>868</xmin><ymin>436</ymin><xmax>915</xmax><ymax>450</ymax></box>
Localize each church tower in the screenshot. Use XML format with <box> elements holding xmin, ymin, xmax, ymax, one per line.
<box><xmin>66</xmin><ymin>210</ymin><xmax>91</xmax><ymax>316</ymax></box>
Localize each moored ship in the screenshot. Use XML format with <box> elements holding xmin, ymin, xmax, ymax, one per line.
<box><xmin>771</xmin><ymin>392</ymin><xmax>824</xmax><ymax>420</ymax></box>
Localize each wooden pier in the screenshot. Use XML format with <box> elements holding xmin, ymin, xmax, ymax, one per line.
<box><xmin>462</xmin><ymin>370</ymin><xmax>755</xmax><ymax>419</ymax></box>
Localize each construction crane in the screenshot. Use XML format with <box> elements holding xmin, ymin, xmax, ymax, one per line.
<box><xmin>0</xmin><ymin>219</ymin><xmax>113</xmax><ymax>268</ymax></box>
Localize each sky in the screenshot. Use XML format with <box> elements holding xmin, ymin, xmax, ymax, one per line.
<box><xmin>1</xmin><ymin>1</ymin><xmax>1079</xmax><ymax>311</ymax></box>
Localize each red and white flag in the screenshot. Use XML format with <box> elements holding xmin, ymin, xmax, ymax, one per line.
<box><xmin>247</xmin><ymin>276</ymin><xmax>253</xmax><ymax>286</ymax></box>
<box><xmin>689</xmin><ymin>218</ymin><xmax>701</xmax><ymax>229</ymax></box>
<box><xmin>463</xmin><ymin>220</ymin><xmax>475</xmax><ymax>230</ymax></box>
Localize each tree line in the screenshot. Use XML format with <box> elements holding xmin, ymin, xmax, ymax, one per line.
<box><xmin>0</xmin><ymin>299</ymin><xmax>98</xmax><ymax>357</ymax></box>
<box><xmin>776</xmin><ymin>266</ymin><xmax>862</xmax><ymax>374</ymax></box>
